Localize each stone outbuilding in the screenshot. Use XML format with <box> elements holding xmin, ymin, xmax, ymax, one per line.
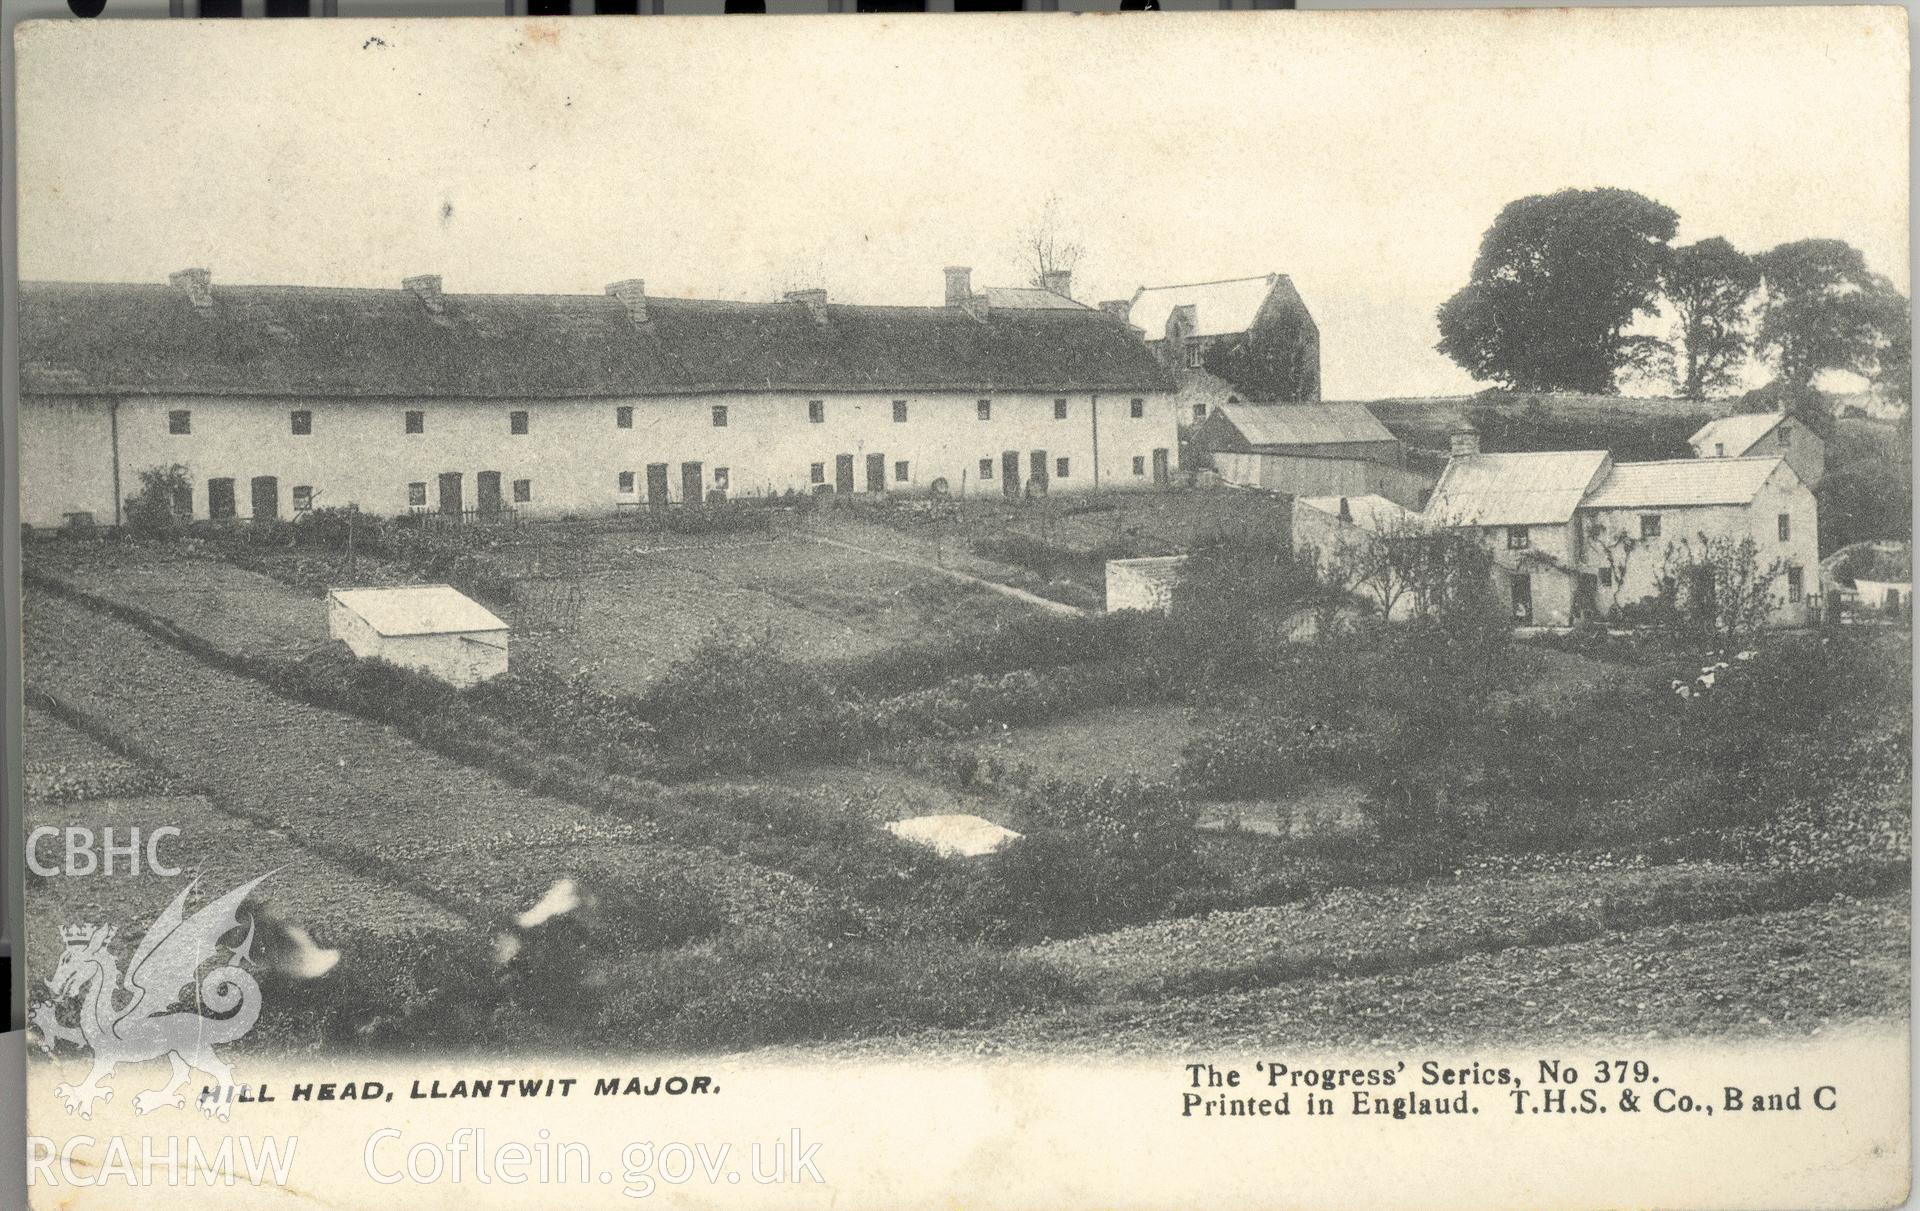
<box><xmin>326</xmin><ymin>584</ymin><xmax>509</xmax><ymax>687</ymax></box>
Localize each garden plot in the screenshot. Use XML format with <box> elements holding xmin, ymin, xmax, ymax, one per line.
<box><xmin>797</xmin><ymin>892</ymin><xmax>1910</xmax><ymax>1056</ymax></box>
<box><xmin>26</xmin><ymin>542</ymin><xmax>329</xmax><ymax>658</ymax></box>
<box><xmin>23</xmin><ymin>590</ymin><xmax>830</xmax><ymax>932</ymax></box>
<box><xmin>515</xmin><ymin>538</ymin><xmax>1036</xmax><ymax>692</ymax></box>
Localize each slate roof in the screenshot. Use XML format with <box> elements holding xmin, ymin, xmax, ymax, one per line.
<box><xmin>1213</xmin><ymin>401</ymin><xmax>1398</xmax><ymax>448</ymax></box>
<box><xmin>330</xmin><ymin>584</ymin><xmax>507</xmax><ymax>637</ymax></box>
<box><xmin>19</xmin><ymin>280</ymin><xmax>1170</xmax><ymax>398</ymax></box>
<box><xmin>1297</xmin><ymin>494</ymin><xmax>1416</xmax><ymax>533</ymax></box>
<box><xmin>1424</xmin><ymin>451</ymin><xmax>1612</xmax><ymax>526</ymax></box>
<box><xmin>982</xmin><ymin>286</ymin><xmax>1089</xmax><ymax>311</ymax></box>
<box><xmin>1128</xmin><ymin>274</ymin><xmax>1285</xmax><ymax>340</ymax></box>
<box><xmin>1689</xmin><ymin>412</ymin><xmax>1786</xmax><ymax>457</ymax></box>
<box><xmin>1579</xmin><ymin>457</ymin><xmax>1786</xmax><ymax>510</ymax></box>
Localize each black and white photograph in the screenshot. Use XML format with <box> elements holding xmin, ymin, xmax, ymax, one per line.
<box><xmin>6</xmin><ymin>7</ymin><xmax>1912</xmax><ymax>1207</ymax></box>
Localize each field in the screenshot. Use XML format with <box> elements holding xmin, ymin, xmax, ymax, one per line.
<box><xmin>19</xmin><ymin>477</ymin><xmax>1912</xmax><ymax>1055</ymax></box>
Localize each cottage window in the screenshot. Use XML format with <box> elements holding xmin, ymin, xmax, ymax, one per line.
<box><xmin>1507</xmin><ymin>525</ymin><xmax>1531</xmax><ymax>550</ymax></box>
<box><xmin>714</xmin><ymin>467</ymin><xmax>730</xmax><ymax>490</ymax></box>
<box><xmin>1639</xmin><ymin>514</ymin><xmax>1662</xmax><ymax>539</ymax></box>
<box><xmin>711</xmin><ymin>405</ymin><xmax>728</xmax><ymax>428</ymax></box>
<box><xmin>1184</xmin><ymin>339</ymin><xmax>1203</xmax><ymax>369</ymax></box>
<box><xmin>1130</xmin><ymin>398</ymin><xmax>1145</xmax><ymax>419</ymax></box>
<box><xmin>892</xmin><ymin>400</ymin><xmax>909</xmax><ymax>423</ymax></box>
<box><xmin>1054</xmin><ymin>398</ymin><xmax>1069</xmax><ymax>420</ymax></box>
<box><xmin>1055</xmin><ymin>457</ymin><xmax>1071</xmax><ymax>480</ymax></box>
<box><xmin>292</xmin><ymin>485</ymin><xmax>314</xmax><ymax>512</ymax></box>
<box><xmin>810</xmin><ymin>462</ymin><xmax>825</xmax><ymax>485</ymax></box>
<box><xmin>510</xmin><ymin>410</ymin><xmax>529</xmax><ymax>435</ymax></box>
<box><xmin>618</xmin><ymin>470</ymin><xmax>636</xmax><ymax>493</ymax></box>
<box><xmin>1777</xmin><ymin>427</ymin><xmax>1791</xmax><ymax>448</ymax></box>
<box><xmin>1132</xmin><ymin>455</ymin><xmax>1146</xmax><ymax>476</ymax></box>
<box><xmin>405</xmin><ymin>410</ymin><xmax>425</xmax><ymax>435</ymax></box>
<box><xmin>168</xmin><ymin>410</ymin><xmax>192</xmax><ymax>435</ymax></box>
<box><xmin>1192</xmin><ymin>403</ymin><xmax>1207</xmax><ymax>424</ymax></box>
<box><xmin>808</xmin><ymin>400</ymin><xmax>825</xmax><ymax>424</ymax></box>
<box><xmin>978</xmin><ymin>458</ymin><xmax>994</xmax><ymax>480</ymax></box>
<box><xmin>1713</xmin><ymin>442</ymin><xmax>1725</xmax><ymax>457</ymax></box>
<box><xmin>617</xmin><ymin>406</ymin><xmax>633</xmax><ymax>429</ymax></box>
<box><xmin>1598</xmin><ymin>567</ymin><xmax>1614</xmax><ymax>587</ymax></box>
<box><xmin>894</xmin><ymin>460</ymin><xmax>910</xmax><ymax>483</ymax></box>
<box><xmin>977</xmin><ymin>399</ymin><xmax>991</xmax><ymax>421</ymax></box>
<box><xmin>1786</xmin><ymin>565</ymin><xmax>1804</xmax><ymax>603</ymax></box>
<box><xmin>290</xmin><ymin>410</ymin><xmax>312</xmax><ymax>436</ymax></box>
<box><xmin>512</xmin><ymin>478</ymin><xmax>531</xmax><ymax>503</ymax></box>
<box><xmin>407</xmin><ymin>481</ymin><xmax>427</xmax><ymax>508</ymax></box>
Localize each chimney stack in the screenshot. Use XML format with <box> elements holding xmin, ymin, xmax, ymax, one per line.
<box><xmin>1098</xmin><ymin>299</ymin><xmax>1131</xmax><ymax>323</ymax></box>
<box><xmin>1338</xmin><ymin>497</ymin><xmax>1352</xmax><ymax>523</ymax></box>
<box><xmin>785</xmin><ymin>288</ymin><xmax>829</xmax><ymax>325</ymax></box>
<box><xmin>1040</xmin><ymin>269</ymin><xmax>1072</xmax><ymax>300</ymax></box>
<box><xmin>606</xmin><ymin>279</ymin><xmax>649</xmax><ymax>324</ymax></box>
<box><xmin>168</xmin><ymin>268</ymin><xmax>213</xmax><ymax>310</ymax></box>
<box><xmin>403</xmin><ymin>274</ymin><xmax>445</xmax><ymax>314</ymax></box>
<box><xmin>1449</xmin><ymin>424</ymin><xmax>1482</xmax><ymax>459</ymax></box>
<box><xmin>944</xmin><ymin>266</ymin><xmax>972</xmax><ymax>308</ymax></box>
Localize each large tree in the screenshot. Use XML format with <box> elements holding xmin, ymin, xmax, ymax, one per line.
<box><xmin>1436</xmin><ymin>188</ymin><xmax>1679</xmax><ymax>394</ymax></box>
<box><xmin>1664</xmin><ymin>237</ymin><xmax>1759</xmax><ymax>399</ymax></box>
<box><xmin>1756</xmin><ymin>239</ymin><xmax>1908</xmax><ymax>389</ymax></box>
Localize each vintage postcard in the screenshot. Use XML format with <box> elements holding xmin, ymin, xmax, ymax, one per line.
<box><xmin>8</xmin><ymin>7</ymin><xmax>1912</xmax><ymax>1208</ymax></box>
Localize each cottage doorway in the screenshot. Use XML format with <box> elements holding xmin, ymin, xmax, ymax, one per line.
<box><xmin>1575</xmin><ymin>573</ymin><xmax>1598</xmax><ymax>621</ymax></box>
<box><xmin>1511</xmin><ymin>573</ymin><xmax>1533</xmax><ymax>625</ymax></box>
<box><xmin>207</xmin><ymin>477</ymin><xmax>237</xmax><ymax>521</ymax></box>
<box><xmin>1001</xmin><ymin>450</ymin><xmax>1020</xmax><ymax>498</ymax></box>
<box><xmin>476</xmin><ymin>471</ymin><xmax>503</xmax><ymax>515</ymax></box>
<box><xmin>250</xmin><ymin>476</ymin><xmax>279</xmax><ymax>521</ymax></box>
<box><xmin>438</xmin><ymin>472</ymin><xmax>463</xmax><ymax>515</ymax></box>
<box><xmin>1029</xmin><ymin>450</ymin><xmax>1049</xmax><ymax>495</ymax></box>
<box><xmin>680</xmin><ymin>461</ymin><xmax>704</xmax><ymax>505</ymax></box>
<box><xmin>865</xmin><ymin>453</ymin><xmax>887</xmax><ymax>494</ymax></box>
<box><xmin>1152</xmin><ymin>447</ymin><xmax>1170</xmax><ymax>487</ymax></box>
<box><xmin>835</xmin><ymin>454</ymin><xmax>856</xmax><ymax>495</ymax></box>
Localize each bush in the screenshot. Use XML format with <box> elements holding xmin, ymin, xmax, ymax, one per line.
<box><xmin>124</xmin><ymin>465</ymin><xmax>194</xmax><ymax>540</ymax></box>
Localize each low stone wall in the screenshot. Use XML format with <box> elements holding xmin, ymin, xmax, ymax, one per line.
<box><xmin>1105</xmin><ymin>555</ymin><xmax>1188</xmax><ymax>614</ymax></box>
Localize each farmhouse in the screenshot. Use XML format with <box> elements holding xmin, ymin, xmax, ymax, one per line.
<box><xmin>1108</xmin><ymin>273</ymin><xmax>1321</xmax><ymax>406</ymax></box>
<box><xmin>1689</xmin><ymin>411</ymin><xmax>1825</xmax><ymax>488</ymax></box>
<box><xmin>326</xmin><ymin>584</ymin><xmax>509</xmax><ymax>688</ymax></box>
<box><xmin>1292</xmin><ymin>494</ymin><xmax>1420</xmax><ymax>620</ymax></box>
<box><xmin>18</xmin><ymin>267</ymin><xmax>1178</xmax><ymax>529</ymax></box>
<box><xmin>1425</xmin><ymin>428</ymin><xmax>1820</xmax><ymax>627</ymax></box>
<box><xmin>1198</xmin><ymin>402</ymin><xmax>1431</xmax><ymax>509</ymax></box>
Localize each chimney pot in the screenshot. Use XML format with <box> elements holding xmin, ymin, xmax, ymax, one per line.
<box><xmin>943</xmin><ymin>266</ymin><xmax>972</xmax><ymax>308</ymax></box>
<box><xmin>168</xmin><ymin>268</ymin><xmax>213</xmax><ymax>310</ymax></box>
<box><xmin>785</xmin><ymin>288</ymin><xmax>829</xmax><ymax>325</ymax></box>
<box><xmin>1337</xmin><ymin>497</ymin><xmax>1352</xmax><ymax>523</ymax></box>
<box><xmin>1449</xmin><ymin>425</ymin><xmax>1482</xmax><ymax>458</ymax></box>
<box><xmin>606</xmin><ymin>279</ymin><xmax>649</xmax><ymax>324</ymax></box>
<box><xmin>1040</xmin><ymin>269</ymin><xmax>1072</xmax><ymax>300</ymax></box>
<box><xmin>403</xmin><ymin>274</ymin><xmax>445</xmax><ymax>314</ymax></box>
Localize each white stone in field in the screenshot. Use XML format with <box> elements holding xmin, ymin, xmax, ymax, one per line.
<box><xmin>885</xmin><ymin>814</ymin><xmax>1022</xmax><ymax>858</ymax></box>
<box><xmin>517</xmin><ymin>877</ymin><xmax>581</xmax><ymax>928</ymax></box>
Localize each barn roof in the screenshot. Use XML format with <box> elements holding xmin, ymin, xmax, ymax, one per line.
<box><xmin>1579</xmin><ymin>457</ymin><xmax>1787</xmax><ymax>509</ymax></box>
<box><xmin>329</xmin><ymin>584</ymin><xmax>507</xmax><ymax>637</ymax></box>
<box><xmin>1127</xmin><ymin>274</ymin><xmax>1287</xmax><ymax>340</ymax></box>
<box><xmin>1425</xmin><ymin>450</ymin><xmax>1612</xmax><ymax>526</ymax></box>
<box><xmin>1215</xmin><ymin>401</ymin><xmax>1397</xmax><ymax>448</ymax></box>
<box><xmin>19</xmin><ymin>279</ymin><xmax>1171</xmax><ymax>399</ymax></box>
<box><xmin>1689</xmin><ymin>412</ymin><xmax>1786</xmax><ymax>456</ymax></box>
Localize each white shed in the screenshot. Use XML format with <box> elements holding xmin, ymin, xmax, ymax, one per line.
<box><xmin>326</xmin><ymin>584</ymin><xmax>509</xmax><ymax>688</ymax></box>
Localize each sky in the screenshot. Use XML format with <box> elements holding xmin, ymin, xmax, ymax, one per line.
<box><xmin>14</xmin><ymin>8</ymin><xmax>1910</xmax><ymax>400</ymax></box>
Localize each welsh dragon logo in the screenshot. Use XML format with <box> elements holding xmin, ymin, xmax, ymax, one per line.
<box><xmin>32</xmin><ymin>874</ymin><xmax>271</xmax><ymax>1121</ymax></box>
